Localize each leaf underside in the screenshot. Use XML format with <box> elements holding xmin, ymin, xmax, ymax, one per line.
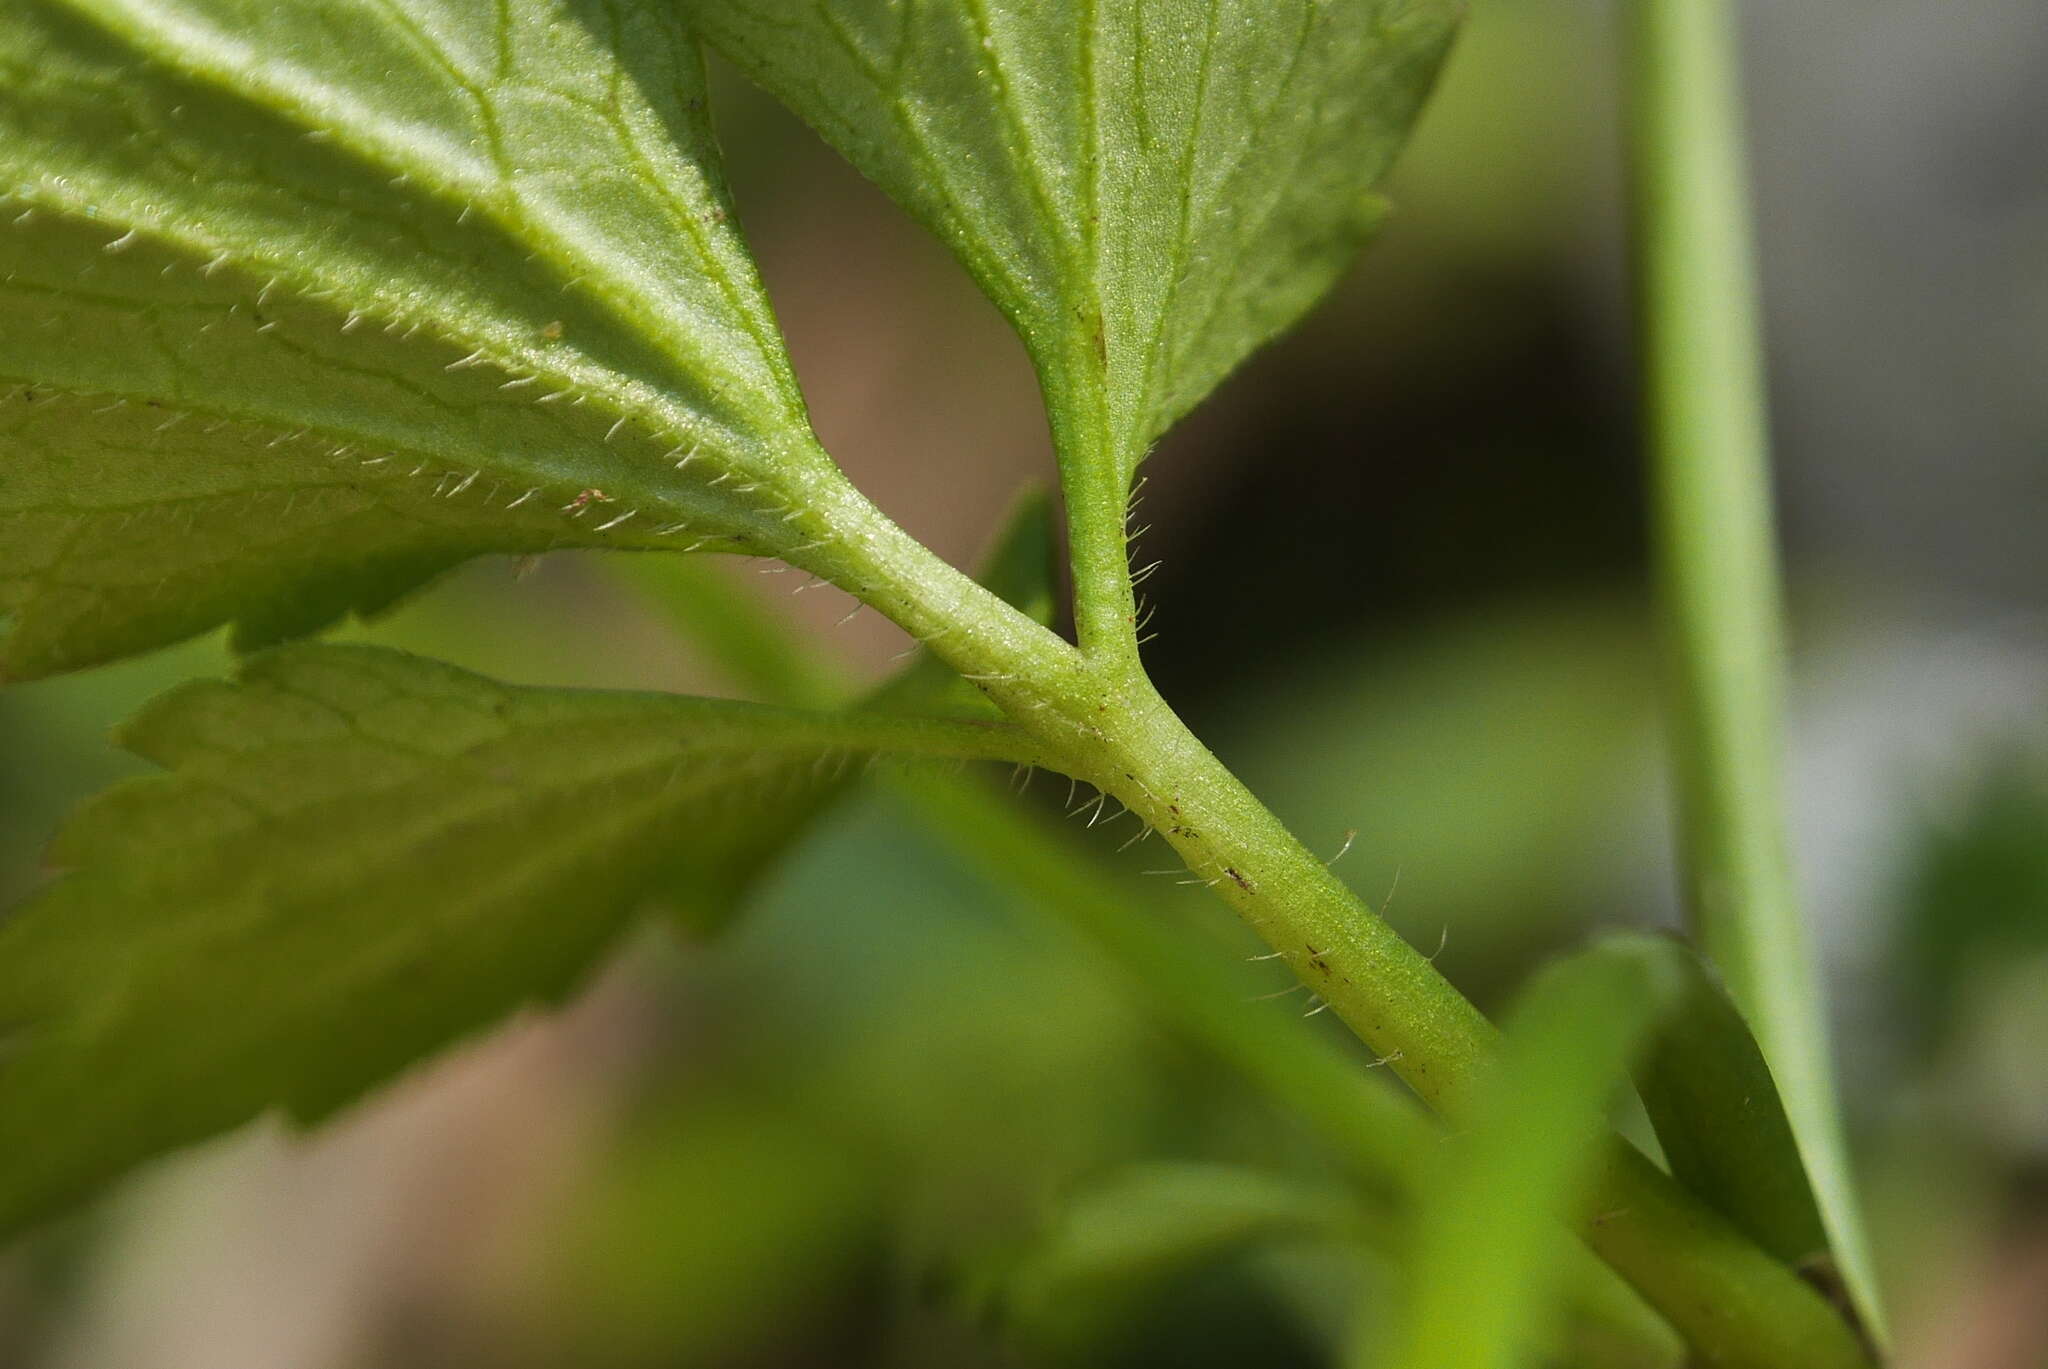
<box><xmin>0</xmin><ymin>642</ymin><xmax>1030</xmax><ymax>1235</ymax></box>
<box><xmin>0</xmin><ymin>0</ymin><xmax>1474</xmax><ymax>1253</ymax></box>
<box><xmin>689</xmin><ymin>0</ymin><xmax>1460</xmax><ymax>497</ymax></box>
<box><xmin>0</xmin><ymin>0</ymin><xmax>845</xmax><ymax>680</ymax></box>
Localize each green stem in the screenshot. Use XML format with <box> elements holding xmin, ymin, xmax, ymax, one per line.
<box><xmin>1627</xmin><ymin>0</ymin><xmax>1884</xmax><ymax>1338</ymax></box>
<box><xmin>898</xmin><ymin>772</ymin><xmax>1683</xmax><ymax>1369</ymax></box>
<box><xmin>613</xmin><ymin>552</ymin><xmax>1679</xmax><ymax>1366</ymax></box>
<box><xmin>1073</xmin><ymin>672</ymin><xmax>1870</xmax><ymax>1369</ymax></box>
<box><xmin>791</xmin><ymin>449</ymin><xmax>1869</xmax><ymax>1365</ymax></box>
<box><xmin>1050</xmin><ymin>404</ymin><xmax>1144</xmax><ymax>663</ymax></box>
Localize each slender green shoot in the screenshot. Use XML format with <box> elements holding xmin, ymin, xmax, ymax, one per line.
<box><xmin>1627</xmin><ymin>0</ymin><xmax>1885</xmax><ymax>1339</ymax></box>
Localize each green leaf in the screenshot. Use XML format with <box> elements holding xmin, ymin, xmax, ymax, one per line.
<box><xmin>0</xmin><ymin>642</ymin><xmax>1040</xmax><ymax>1235</ymax></box>
<box><xmin>689</xmin><ymin>0</ymin><xmax>1460</xmax><ymax>613</ymax></box>
<box><xmin>982</xmin><ymin>1160</ymin><xmax>1360</xmax><ymax>1357</ymax></box>
<box><xmin>893</xmin><ymin>768</ymin><xmax>1437</xmax><ymax>1193</ymax></box>
<box><xmin>540</xmin><ymin>1103</ymin><xmax>877</xmax><ymax>1366</ymax></box>
<box><xmin>1374</xmin><ymin>937</ymin><xmax>1684</xmax><ymax>1369</ymax></box>
<box><xmin>0</xmin><ymin>0</ymin><xmax>854</xmax><ymax>679</ymax></box>
<box><xmin>622</xmin><ymin>559</ymin><xmax>1684</xmax><ymax>1366</ymax></box>
<box><xmin>1632</xmin><ymin>941</ymin><xmax>1831</xmax><ymax>1271</ymax></box>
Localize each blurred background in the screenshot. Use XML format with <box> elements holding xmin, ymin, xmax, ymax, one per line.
<box><xmin>1</xmin><ymin>0</ymin><xmax>2044</xmax><ymax>1364</ymax></box>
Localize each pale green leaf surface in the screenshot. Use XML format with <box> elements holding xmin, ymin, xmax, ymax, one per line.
<box><xmin>0</xmin><ymin>642</ymin><xmax>1039</xmax><ymax>1235</ymax></box>
<box><xmin>690</xmin><ymin>0</ymin><xmax>1459</xmax><ymax>496</ymax></box>
<box><xmin>0</xmin><ymin>0</ymin><xmax>852</xmax><ymax>678</ymax></box>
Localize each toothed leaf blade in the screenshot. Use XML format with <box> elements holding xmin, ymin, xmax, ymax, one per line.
<box><xmin>981</xmin><ymin>1161</ymin><xmax>1356</xmax><ymax>1357</ymax></box>
<box><xmin>0</xmin><ymin>643</ymin><xmax>1034</xmax><ymax>1235</ymax></box>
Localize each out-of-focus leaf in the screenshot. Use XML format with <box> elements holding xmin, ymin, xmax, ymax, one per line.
<box><xmin>688</xmin><ymin>0</ymin><xmax>1460</xmax><ymax>559</ymax></box>
<box><xmin>982</xmin><ymin>1161</ymin><xmax>1359</xmax><ymax>1360</ymax></box>
<box><xmin>1375</xmin><ymin>936</ymin><xmax>1684</xmax><ymax>1369</ymax></box>
<box><xmin>1898</xmin><ymin>757</ymin><xmax>2048</xmax><ymax>1052</ymax></box>
<box><xmin>0</xmin><ymin>642</ymin><xmax>1041</xmax><ymax>1235</ymax></box>
<box><xmin>614</xmin><ymin>561</ymin><xmax>1684</xmax><ymax>1365</ymax></box>
<box><xmin>0</xmin><ymin>0</ymin><xmax>852</xmax><ymax>679</ymax></box>
<box><xmin>970</xmin><ymin>490</ymin><xmax>1062</xmax><ymax>631</ymax></box>
<box><xmin>895</xmin><ymin>769</ymin><xmax>1432</xmax><ymax>1190</ymax></box>
<box><xmin>607</xmin><ymin>554</ymin><xmax>848</xmax><ymax>710</ymax></box>
<box><xmin>539</xmin><ymin>1104</ymin><xmax>876</xmax><ymax>1366</ymax></box>
<box><xmin>1379</xmin><ymin>932</ymin><xmax>1859</xmax><ymax>1369</ymax></box>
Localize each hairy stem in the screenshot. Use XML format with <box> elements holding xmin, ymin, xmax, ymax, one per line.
<box><xmin>1626</xmin><ymin>0</ymin><xmax>1883</xmax><ymax>1338</ymax></box>
<box><xmin>1073</xmin><ymin>669</ymin><xmax>1871</xmax><ymax>1369</ymax></box>
<box><xmin>1051</xmin><ymin>407</ymin><xmax>1145</xmax><ymax>663</ymax></box>
<box><xmin>804</xmin><ymin>441</ymin><xmax>1869</xmax><ymax>1367</ymax></box>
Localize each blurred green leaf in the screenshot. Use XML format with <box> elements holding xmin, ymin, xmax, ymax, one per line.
<box><xmin>1374</xmin><ymin>936</ymin><xmax>1684</xmax><ymax>1369</ymax></box>
<box><xmin>1378</xmin><ymin>932</ymin><xmax>1859</xmax><ymax>1369</ymax></box>
<box><xmin>688</xmin><ymin>0</ymin><xmax>1460</xmax><ymax>565</ymax></box>
<box><xmin>0</xmin><ymin>0</ymin><xmax>844</xmax><ymax>679</ymax></box>
<box><xmin>617</xmin><ymin>558</ymin><xmax>1685</xmax><ymax>1366</ymax></box>
<box><xmin>607</xmin><ymin>489</ymin><xmax>1062</xmax><ymax>929</ymax></box>
<box><xmin>607</xmin><ymin>555</ymin><xmax>849</xmax><ymax>710</ymax></box>
<box><xmin>1898</xmin><ymin>757</ymin><xmax>2048</xmax><ymax>1051</ymax></box>
<box><xmin>895</xmin><ymin>769</ymin><xmax>1433</xmax><ymax>1192</ymax></box>
<box><xmin>0</xmin><ymin>642</ymin><xmax>1041</xmax><ymax>1235</ymax></box>
<box><xmin>970</xmin><ymin>489</ymin><xmax>1063</xmax><ymax>631</ymax></box>
<box><xmin>540</xmin><ymin>1103</ymin><xmax>877</xmax><ymax>1367</ymax></box>
<box><xmin>984</xmin><ymin>1161</ymin><xmax>1360</xmax><ymax>1360</ymax></box>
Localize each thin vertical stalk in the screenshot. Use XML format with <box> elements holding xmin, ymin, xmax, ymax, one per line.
<box><xmin>1627</xmin><ymin>0</ymin><xmax>1884</xmax><ymax>1340</ymax></box>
